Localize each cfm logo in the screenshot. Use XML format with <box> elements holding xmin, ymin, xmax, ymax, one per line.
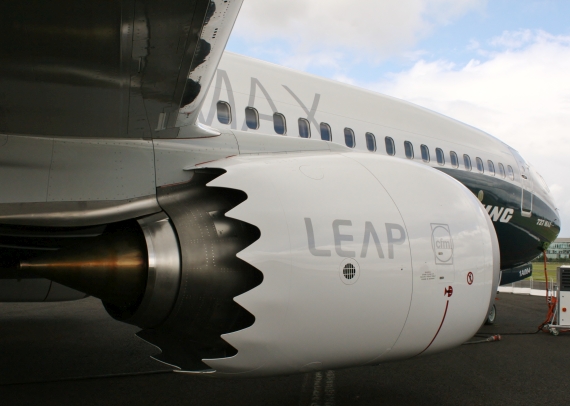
<box><xmin>431</xmin><ymin>224</ymin><xmax>454</xmax><ymax>265</ymax></box>
<box><xmin>485</xmin><ymin>205</ymin><xmax>514</xmax><ymax>223</ymax></box>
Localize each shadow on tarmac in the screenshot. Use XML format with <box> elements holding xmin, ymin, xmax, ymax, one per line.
<box><xmin>1</xmin><ymin>294</ymin><xmax>569</xmax><ymax>405</ymax></box>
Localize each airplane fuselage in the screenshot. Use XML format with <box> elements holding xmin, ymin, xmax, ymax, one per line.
<box><xmin>199</xmin><ymin>52</ymin><xmax>560</xmax><ymax>273</ymax></box>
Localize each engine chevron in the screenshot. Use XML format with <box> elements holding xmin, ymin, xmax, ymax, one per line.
<box><xmin>137</xmin><ymin>169</ymin><xmax>262</xmax><ymax>372</ymax></box>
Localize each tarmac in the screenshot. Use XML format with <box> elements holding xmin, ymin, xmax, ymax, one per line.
<box><xmin>1</xmin><ymin>293</ymin><xmax>569</xmax><ymax>406</ymax></box>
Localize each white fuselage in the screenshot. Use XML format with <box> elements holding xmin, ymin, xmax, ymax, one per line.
<box><xmin>201</xmin><ymin>56</ymin><xmax>493</xmax><ymax>167</ymax></box>
<box><xmin>199</xmin><ymin>52</ymin><xmax>554</xmax><ymax>209</ymax></box>
<box><xmin>197</xmin><ymin>52</ymin><xmax>559</xmax><ymax>272</ymax></box>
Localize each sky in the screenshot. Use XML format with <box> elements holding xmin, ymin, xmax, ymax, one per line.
<box><xmin>227</xmin><ymin>0</ymin><xmax>570</xmax><ymax>238</ymax></box>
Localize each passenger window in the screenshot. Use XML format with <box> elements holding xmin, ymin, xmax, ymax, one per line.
<box><xmin>436</xmin><ymin>148</ymin><xmax>445</xmax><ymax>166</ymax></box>
<box><xmin>217</xmin><ymin>101</ymin><xmax>232</xmax><ymax>125</ymax></box>
<box><xmin>450</xmin><ymin>151</ymin><xmax>459</xmax><ymax>168</ymax></box>
<box><xmin>320</xmin><ymin>123</ymin><xmax>332</xmax><ymax>141</ymax></box>
<box><xmin>298</xmin><ymin>118</ymin><xmax>311</xmax><ymax>138</ymax></box>
<box><xmin>498</xmin><ymin>163</ymin><xmax>506</xmax><ymax>178</ymax></box>
<box><xmin>476</xmin><ymin>157</ymin><xmax>484</xmax><ymax>173</ymax></box>
<box><xmin>404</xmin><ymin>141</ymin><xmax>414</xmax><ymax>159</ymax></box>
<box><xmin>344</xmin><ymin>128</ymin><xmax>355</xmax><ymax>148</ymax></box>
<box><xmin>463</xmin><ymin>154</ymin><xmax>472</xmax><ymax>171</ymax></box>
<box><xmin>365</xmin><ymin>133</ymin><xmax>376</xmax><ymax>152</ymax></box>
<box><xmin>273</xmin><ymin>113</ymin><xmax>287</xmax><ymax>135</ymax></box>
<box><xmin>507</xmin><ymin>165</ymin><xmax>515</xmax><ymax>180</ymax></box>
<box><xmin>245</xmin><ymin>107</ymin><xmax>259</xmax><ymax>130</ymax></box>
<box><xmin>487</xmin><ymin>160</ymin><xmax>495</xmax><ymax>176</ymax></box>
<box><xmin>385</xmin><ymin>137</ymin><xmax>395</xmax><ymax>156</ymax></box>
<box><xmin>420</xmin><ymin>145</ymin><xmax>430</xmax><ymax>162</ymax></box>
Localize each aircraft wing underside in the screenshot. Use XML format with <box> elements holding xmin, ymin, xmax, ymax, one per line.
<box><xmin>0</xmin><ymin>0</ymin><xmax>243</xmax><ymax>140</ymax></box>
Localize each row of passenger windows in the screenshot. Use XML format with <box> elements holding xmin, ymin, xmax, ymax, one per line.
<box><xmin>386</xmin><ymin>137</ymin><xmax>515</xmax><ymax>179</ymax></box>
<box><xmin>218</xmin><ymin>102</ymin><xmax>380</xmax><ymax>151</ymax></box>
<box><xmin>216</xmin><ymin>102</ymin><xmax>515</xmax><ymax>180</ymax></box>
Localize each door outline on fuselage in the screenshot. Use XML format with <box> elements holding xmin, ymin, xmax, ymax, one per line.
<box><xmin>520</xmin><ymin>164</ymin><xmax>533</xmax><ymax>217</ymax></box>
<box><xmin>510</xmin><ymin>148</ymin><xmax>533</xmax><ymax>218</ymax></box>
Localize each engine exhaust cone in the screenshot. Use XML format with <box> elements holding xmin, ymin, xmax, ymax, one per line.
<box><xmin>19</xmin><ymin>224</ymin><xmax>148</xmax><ymax>310</ymax></box>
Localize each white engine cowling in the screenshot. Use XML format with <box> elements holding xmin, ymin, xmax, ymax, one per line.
<box><xmin>180</xmin><ymin>151</ymin><xmax>499</xmax><ymax>377</ymax></box>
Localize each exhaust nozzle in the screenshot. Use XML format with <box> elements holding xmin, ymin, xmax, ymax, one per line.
<box><xmin>20</xmin><ymin>223</ymin><xmax>148</xmax><ymax>310</ymax></box>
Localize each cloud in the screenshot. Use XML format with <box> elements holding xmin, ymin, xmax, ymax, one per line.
<box><xmin>490</xmin><ymin>29</ymin><xmax>535</xmax><ymax>49</ymax></box>
<box><xmin>233</xmin><ymin>0</ymin><xmax>486</xmax><ymax>69</ymax></box>
<box><xmin>372</xmin><ymin>30</ymin><xmax>570</xmax><ymax>236</ymax></box>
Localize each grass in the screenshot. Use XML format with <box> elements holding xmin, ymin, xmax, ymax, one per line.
<box><xmin>529</xmin><ymin>262</ymin><xmax>570</xmax><ymax>282</ymax></box>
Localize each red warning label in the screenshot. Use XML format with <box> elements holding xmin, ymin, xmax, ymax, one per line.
<box><xmin>467</xmin><ymin>272</ymin><xmax>474</xmax><ymax>285</ymax></box>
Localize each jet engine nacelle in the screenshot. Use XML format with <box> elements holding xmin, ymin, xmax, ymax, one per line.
<box><xmin>20</xmin><ymin>152</ymin><xmax>499</xmax><ymax>377</ymax></box>
<box><xmin>136</xmin><ymin>152</ymin><xmax>499</xmax><ymax>377</ymax></box>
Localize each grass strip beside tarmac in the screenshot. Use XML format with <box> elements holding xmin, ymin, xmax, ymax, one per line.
<box><xmin>529</xmin><ymin>262</ymin><xmax>570</xmax><ymax>282</ymax></box>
